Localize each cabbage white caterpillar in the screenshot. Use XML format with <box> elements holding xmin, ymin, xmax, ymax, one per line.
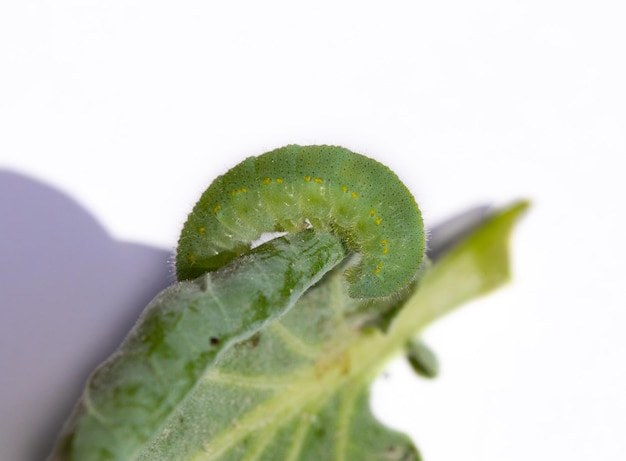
<box><xmin>176</xmin><ymin>145</ymin><xmax>424</xmax><ymax>298</ymax></box>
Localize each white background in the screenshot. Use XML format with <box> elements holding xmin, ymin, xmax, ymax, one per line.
<box><xmin>1</xmin><ymin>1</ymin><xmax>625</xmax><ymax>460</ymax></box>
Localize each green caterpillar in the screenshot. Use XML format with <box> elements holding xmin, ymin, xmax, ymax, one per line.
<box><xmin>176</xmin><ymin>145</ymin><xmax>424</xmax><ymax>298</ymax></box>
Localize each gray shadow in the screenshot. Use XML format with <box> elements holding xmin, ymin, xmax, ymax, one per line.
<box><xmin>427</xmin><ymin>205</ymin><xmax>493</xmax><ymax>262</ymax></box>
<box><xmin>0</xmin><ymin>170</ymin><xmax>173</xmax><ymax>461</ymax></box>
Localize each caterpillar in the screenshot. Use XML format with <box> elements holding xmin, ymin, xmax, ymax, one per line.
<box><xmin>175</xmin><ymin>145</ymin><xmax>424</xmax><ymax>298</ymax></box>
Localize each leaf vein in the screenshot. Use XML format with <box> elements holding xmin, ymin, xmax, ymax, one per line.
<box><xmin>285</xmin><ymin>410</ymin><xmax>314</xmax><ymax>461</ymax></box>
<box><xmin>203</xmin><ymin>369</ymin><xmax>301</xmax><ymax>390</ymax></box>
<box><xmin>269</xmin><ymin>321</ymin><xmax>320</xmax><ymax>359</ymax></box>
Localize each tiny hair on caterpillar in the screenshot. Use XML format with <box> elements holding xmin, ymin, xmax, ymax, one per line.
<box><xmin>175</xmin><ymin>145</ymin><xmax>424</xmax><ymax>298</ymax></box>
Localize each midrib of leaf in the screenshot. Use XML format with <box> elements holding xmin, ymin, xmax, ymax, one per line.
<box><xmin>176</xmin><ymin>201</ymin><xmax>528</xmax><ymax>461</ymax></box>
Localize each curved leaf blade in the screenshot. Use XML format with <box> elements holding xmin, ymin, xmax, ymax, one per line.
<box><xmin>49</xmin><ymin>230</ymin><xmax>346</xmax><ymax>461</ymax></box>
<box><xmin>49</xmin><ymin>201</ymin><xmax>528</xmax><ymax>461</ymax></box>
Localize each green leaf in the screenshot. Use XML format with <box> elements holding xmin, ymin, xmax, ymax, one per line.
<box><xmin>49</xmin><ymin>201</ymin><xmax>528</xmax><ymax>461</ymax></box>
<box><xmin>48</xmin><ymin>230</ymin><xmax>347</xmax><ymax>461</ymax></box>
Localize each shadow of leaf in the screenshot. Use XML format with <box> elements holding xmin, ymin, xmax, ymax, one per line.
<box><xmin>0</xmin><ymin>170</ymin><xmax>172</xmax><ymax>461</ymax></box>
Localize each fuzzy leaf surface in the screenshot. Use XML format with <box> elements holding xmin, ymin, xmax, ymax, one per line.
<box><xmin>49</xmin><ymin>202</ymin><xmax>528</xmax><ymax>461</ymax></box>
